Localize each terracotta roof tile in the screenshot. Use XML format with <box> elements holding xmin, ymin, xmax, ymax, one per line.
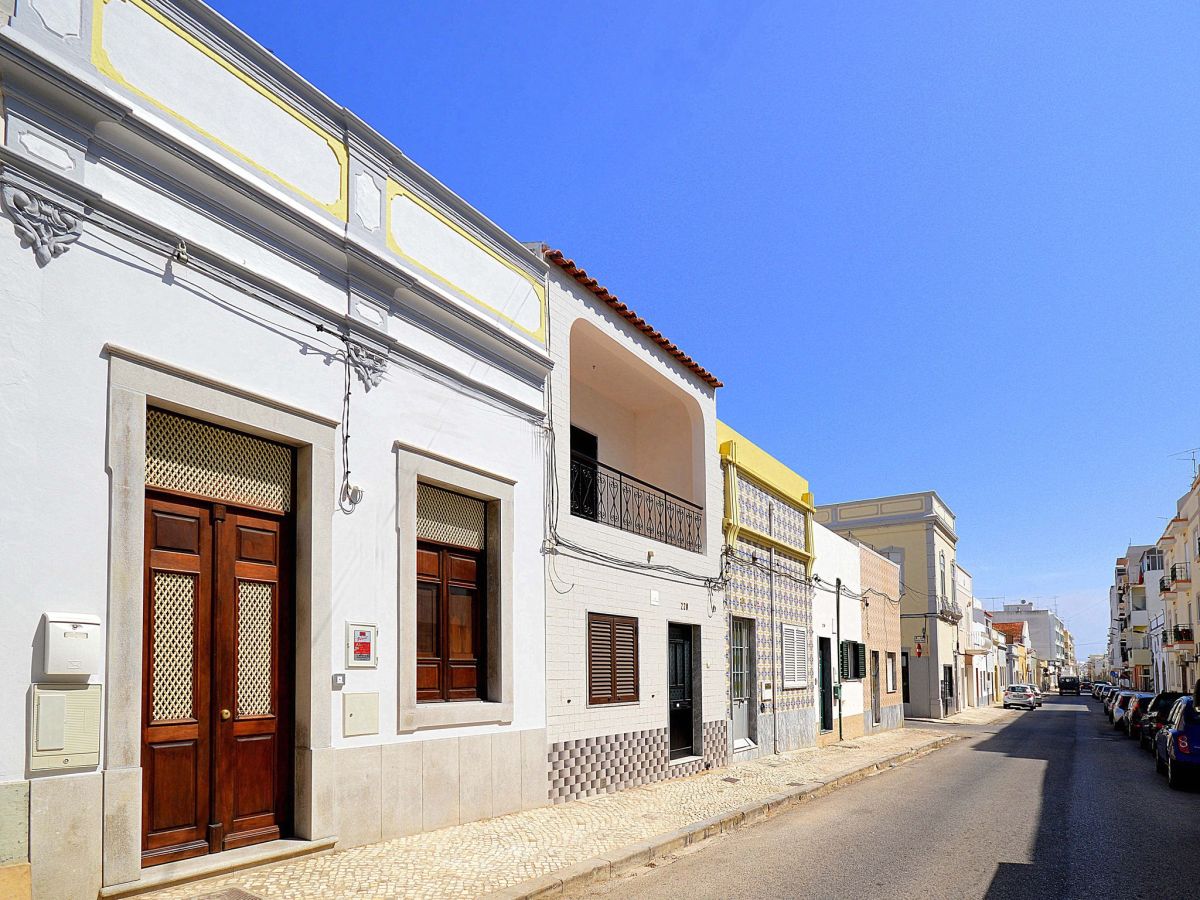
<box><xmin>543</xmin><ymin>247</ymin><xmax>722</xmax><ymax>388</ymax></box>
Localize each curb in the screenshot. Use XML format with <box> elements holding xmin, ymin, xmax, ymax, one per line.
<box><xmin>485</xmin><ymin>734</ymin><xmax>962</xmax><ymax>899</ymax></box>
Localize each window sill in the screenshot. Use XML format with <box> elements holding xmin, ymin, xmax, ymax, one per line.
<box><xmin>669</xmin><ymin>754</ymin><xmax>703</xmax><ymax>767</ymax></box>
<box><xmin>399</xmin><ymin>700</ymin><xmax>513</xmax><ymax>733</ymax></box>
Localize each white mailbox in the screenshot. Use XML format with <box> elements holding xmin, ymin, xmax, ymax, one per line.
<box><xmin>43</xmin><ymin>612</ymin><xmax>103</xmax><ymax>677</ymax></box>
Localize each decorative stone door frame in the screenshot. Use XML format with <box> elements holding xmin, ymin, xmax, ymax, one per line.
<box><xmin>102</xmin><ymin>345</ymin><xmax>337</xmax><ymax>889</ymax></box>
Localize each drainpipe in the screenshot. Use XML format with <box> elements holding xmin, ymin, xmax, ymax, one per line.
<box><xmin>836</xmin><ymin>576</ymin><xmax>843</xmax><ymax>741</ymax></box>
<box><xmin>769</xmin><ymin>502</ymin><xmax>778</xmax><ymax>755</ymax></box>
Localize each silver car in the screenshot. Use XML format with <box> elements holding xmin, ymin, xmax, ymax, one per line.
<box><xmin>1003</xmin><ymin>685</ymin><xmax>1036</xmax><ymax>710</ymax></box>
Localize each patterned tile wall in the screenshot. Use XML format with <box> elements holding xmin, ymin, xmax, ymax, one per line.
<box><xmin>726</xmin><ymin>533</ymin><xmax>814</xmax><ymax>716</ymax></box>
<box><xmin>737</xmin><ymin>473</ymin><xmax>807</xmax><ymax>552</ymax></box>
<box><xmin>548</xmin><ymin>720</ymin><xmax>729</xmax><ymax>803</ymax></box>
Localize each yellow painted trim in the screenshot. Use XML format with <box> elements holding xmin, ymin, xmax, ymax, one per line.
<box><xmin>385</xmin><ymin>179</ymin><xmax>546</xmax><ymax>343</ymax></box>
<box><xmin>91</xmin><ymin>0</ymin><xmax>348</xmax><ymax>220</ymax></box>
<box><xmin>716</xmin><ymin>421</ymin><xmax>812</xmax><ymax>511</ymax></box>
<box><xmin>720</xmin><ymin>436</ymin><xmax>814</xmax><ymax>576</ymax></box>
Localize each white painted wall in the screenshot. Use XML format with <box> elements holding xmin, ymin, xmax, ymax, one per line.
<box><xmin>811</xmin><ymin>524</ymin><xmax>864</xmax><ymax>722</ymax></box>
<box><xmin>545</xmin><ymin>269</ymin><xmax>724</xmax><ymax>748</ymax></box>
<box><xmin>0</xmin><ymin>218</ymin><xmax>548</xmax><ymax>780</ymax></box>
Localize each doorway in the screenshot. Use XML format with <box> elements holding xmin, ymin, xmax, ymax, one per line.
<box><xmin>818</xmin><ymin>637</ymin><xmax>834</xmax><ymax>732</ymax></box>
<box><xmin>668</xmin><ymin>623</ymin><xmax>694</xmax><ymax>759</ymax></box>
<box><xmin>140</xmin><ymin>412</ymin><xmax>294</xmax><ymax>868</ymax></box>
<box><xmin>942</xmin><ymin>664</ymin><xmax>954</xmax><ymax>717</ymax></box>
<box><xmin>730</xmin><ymin>617</ymin><xmax>755</xmax><ymax>750</ymax></box>
<box><xmin>870</xmin><ymin>650</ymin><xmax>881</xmax><ymax>725</ymax></box>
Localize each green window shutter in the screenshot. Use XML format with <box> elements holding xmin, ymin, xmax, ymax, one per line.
<box><xmin>839</xmin><ymin>641</ymin><xmax>851</xmax><ymax>680</ymax></box>
<box><xmin>856</xmin><ymin>643</ymin><xmax>867</xmax><ymax>680</ymax></box>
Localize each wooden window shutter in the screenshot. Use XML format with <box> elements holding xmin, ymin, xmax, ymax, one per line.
<box><xmin>588</xmin><ymin>613</ymin><xmax>639</xmax><ymax>705</ymax></box>
<box><xmin>613</xmin><ymin>617</ymin><xmax>639</xmax><ymax>703</ymax></box>
<box><xmin>588</xmin><ymin>614</ymin><xmax>614</xmax><ymax>705</ymax></box>
<box><xmin>782</xmin><ymin>624</ymin><xmax>808</xmax><ymax>689</ymax></box>
<box><xmin>839</xmin><ymin>641</ymin><xmax>851</xmax><ymax>680</ymax></box>
<box><xmin>856</xmin><ymin>642</ymin><xmax>867</xmax><ymax>680</ymax></box>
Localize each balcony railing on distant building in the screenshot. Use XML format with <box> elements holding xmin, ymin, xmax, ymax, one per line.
<box><xmin>569</xmin><ymin>452</ymin><xmax>704</xmax><ymax>552</ymax></box>
<box><xmin>1171</xmin><ymin>625</ymin><xmax>1195</xmax><ymax>644</ymax></box>
<box><xmin>1160</xmin><ymin>575</ymin><xmax>1174</xmax><ymax>594</ymax></box>
<box><xmin>937</xmin><ymin>595</ymin><xmax>963</xmax><ymax>623</ymax></box>
<box><xmin>1171</xmin><ymin>562</ymin><xmax>1191</xmax><ymax>585</ymax></box>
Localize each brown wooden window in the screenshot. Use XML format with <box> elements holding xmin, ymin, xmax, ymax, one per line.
<box><xmin>588</xmin><ymin>612</ymin><xmax>639</xmax><ymax>705</ymax></box>
<box><xmin>416</xmin><ymin>541</ymin><xmax>485</xmax><ymax>702</ymax></box>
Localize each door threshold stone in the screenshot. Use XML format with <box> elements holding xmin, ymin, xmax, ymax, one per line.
<box><xmin>98</xmin><ymin>837</ymin><xmax>338</xmax><ymax>898</ymax></box>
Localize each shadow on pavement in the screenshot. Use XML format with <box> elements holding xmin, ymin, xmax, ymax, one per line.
<box><xmin>972</xmin><ymin>695</ymin><xmax>1199</xmax><ymax>900</ymax></box>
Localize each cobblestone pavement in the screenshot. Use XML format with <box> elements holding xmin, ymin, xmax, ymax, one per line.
<box><xmin>146</xmin><ymin>726</ymin><xmax>952</xmax><ymax>900</ymax></box>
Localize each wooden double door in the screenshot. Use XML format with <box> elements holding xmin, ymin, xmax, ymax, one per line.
<box><xmin>141</xmin><ymin>492</ymin><xmax>293</xmax><ymax>867</ymax></box>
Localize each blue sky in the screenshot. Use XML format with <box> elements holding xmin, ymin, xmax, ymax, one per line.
<box><xmin>210</xmin><ymin>1</ymin><xmax>1200</xmax><ymax>657</ymax></box>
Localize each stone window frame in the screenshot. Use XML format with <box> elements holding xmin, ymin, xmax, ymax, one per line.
<box><xmin>102</xmin><ymin>345</ymin><xmax>337</xmax><ymax>888</ymax></box>
<box><xmin>395</xmin><ymin>443</ymin><xmax>514</xmax><ymax>732</ymax></box>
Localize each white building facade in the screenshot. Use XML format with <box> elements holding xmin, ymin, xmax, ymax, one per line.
<box><xmin>991</xmin><ymin>602</ymin><xmax>1070</xmax><ymax>690</ymax></box>
<box><xmin>0</xmin><ymin>3</ymin><xmax>553</xmax><ymax>896</ymax></box>
<box><xmin>541</xmin><ymin>250</ymin><xmax>728</xmax><ymax>802</ymax></box>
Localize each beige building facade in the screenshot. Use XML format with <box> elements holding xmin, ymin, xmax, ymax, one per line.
<box><xmin>816</xmin><ymin>492</ymin><xmax>963</xmax><ymax>719</ymax></box>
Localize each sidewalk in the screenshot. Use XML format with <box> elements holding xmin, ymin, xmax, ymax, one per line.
<box><xmin>143</xmin><ymin>726</ymin><xmax>960</xmax><ymax>900</ymax></box>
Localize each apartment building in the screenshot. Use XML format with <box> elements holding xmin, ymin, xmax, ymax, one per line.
<box><xmin>542</xmin><ymin>249</ymin><xmax>727</xmax><ymax>802</ymax></box>
<box><xmin>0</xmin><ymin>3</ymin><xmax>554</xmax><ymax>896</ymax></box>
<box><xmin>718</xmin><ymin>423</ymin><xmax>817</xmax><ymax>760</ymax></box>
<box><xmin>991</xmin><ymin>602</ymin><xmax>1073</xmax><ymax>690</ymax></box>
<box><xmin>815</xmin><ymin>492</ymin><xmax>963</xmax><ymax>719</ymax></box>
<box><xmin>1156</xmin><ymin>476</ymin><xmax>1200</xmax><ymax>692</ymax></box>
<box><xmin>1108</xmin><ymin>546</ymin><xmax>1165</xmax><ymax>691</ymax></box>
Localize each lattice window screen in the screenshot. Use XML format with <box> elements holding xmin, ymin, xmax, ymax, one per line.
<box><xmin>146</xmin><ymin>408</ymin><xmax>292</xmax><ymax>512</ymax></box>
<box><xmin>236</xmin><ymin>580</ymin><xmax>274</xmax><ymax>717</ymax></box>
<box><xmin>416</xmin><ymin>484</ymin><xmax>486</xmax><ymax>550</ymax></box>
<box><xmin>152</xmin><ymin>571</ymin><xmax>197</xmax><ymax>721</ymax></box>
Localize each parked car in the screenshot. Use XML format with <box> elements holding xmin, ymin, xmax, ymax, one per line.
<box><xmin>1105</xmin><ymin>687</ymin><xmax>1124</xmax><ymax>719</ymax></box>
<box><xmin>1095</xmin><ymin>683</ymin><xmax>1111</xmax><ymax>701</ymax></box>
<box><xmin>1111</xmin><ymin>691</ymin><xmax>1137</xmax><ymax>728</ymax></box>
<box><xmin>1123</xmin><ymin>692</ymin><xmax>1156</xmax><ymax>737</ymax></box>
<box><xmin>1026</xmin><ymin>684</ymin><xmax>1044</xmax><ymax>707</ymax></box>
<box><xmin>1059</xmin><ymin>676</ymin><xmax>1081</xmax><ymax>695</ymax></box>
<box><xmin>1080</xmin><ymin>680</ymin><xmax>1093</xmax><ymax>693</ymax></box>
<box><xmin>1155</xmin><ymin>695</ymin><xmax>1200</xmax><ymax>789</ymax></box>
<box><xmin>1139</xmin><ymin>691</ymin><xmax>1185</xmax><ymax>751</ymax></box>
<box><xmin>1003</xmin><ymin>685</ymin><xmax>1037</xmax><ymax>710</ymax></box>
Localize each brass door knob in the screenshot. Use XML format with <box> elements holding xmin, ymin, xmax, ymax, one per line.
<box><xmin>220</xmin><ymin>709</ymin><xmax>232</xmax><ymax>721</ymax></box>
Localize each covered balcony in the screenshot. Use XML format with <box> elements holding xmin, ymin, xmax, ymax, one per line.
<box><xmin>567</xmin><ymin>319</ymin><xmax>706</xmax><ymax>552</ymax></box>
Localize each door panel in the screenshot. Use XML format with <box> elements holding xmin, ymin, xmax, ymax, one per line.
<box><xmin>142</xmin><ymin>496</ymin><xmax>212</xmax><ymax>865</ymax></box>
<box><xmin>668</xmin><ymin>624</ymin><xmax>694</xmax><ymax>760</ymax></box>
<box><xmin>819</xmin><ymin>638</ymin><xmax>834</xmax><ymax>732</ymax></box>
<box><xmin>142</xmin><ymin>494</ymin><xmax>291</xmax><ymax>866</ymax></box>
<box><xmin>731</xmin><ymin>618</ymin><xmax>753</xmax><ymax>748</ymax></box>
<box><xmin>215</xmin><ymin>510</ymin><xmax>290</xmax><ymax>852</ymax></box>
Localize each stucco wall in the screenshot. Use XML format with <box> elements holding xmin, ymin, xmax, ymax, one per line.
<box><xmin>811</xmin><ymin>524</ymin><xmax>864</xmax><ymax>726</ymax></box>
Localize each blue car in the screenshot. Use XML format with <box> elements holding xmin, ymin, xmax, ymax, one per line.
<box><xmin>1154</xmin><ymin>695</ymin><xmax>1200</xmax><ymax>790</ymax></box>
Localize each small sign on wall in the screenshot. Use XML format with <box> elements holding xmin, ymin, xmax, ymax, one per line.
<box><xmin>345</xmin><ymin>622</ymin><xmax>378</xmax><ymax>668</ymax></box>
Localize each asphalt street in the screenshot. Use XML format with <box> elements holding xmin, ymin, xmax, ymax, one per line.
<box><xmin>576</xmin><ymin>696</ymin><xmax>1200</xmax><ymax>900</ymax></box>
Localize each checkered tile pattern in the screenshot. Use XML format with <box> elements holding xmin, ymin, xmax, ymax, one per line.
<box><xmin>548</xmin><ymin>721</ymin><xmax>730</xmax><ymax>803</ymax></box>
<box><xmin>703</xmin><ymin>718</ymin><xmax>729</xmax><ymax>768</ymax></box>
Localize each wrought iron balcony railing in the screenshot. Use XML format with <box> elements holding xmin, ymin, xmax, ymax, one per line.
<box><xmin>1173</xmin><ymin>625</ymin><xmax>1195</xmax><ymax>644</ymax></box>
<box><xmin>1160</xmin><ymin>575</ymin><xmax>1174</xmax><ymax>594</ymax></box>
<box><xmin>569</xmin><ymin>452</ymin><xmax>704</xmax><ymax>552</ymax></box>
<box><xmin>1171</xmin><ymin>562</ymin><xmax>1191</xmax><ymax>584</ymax></box>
